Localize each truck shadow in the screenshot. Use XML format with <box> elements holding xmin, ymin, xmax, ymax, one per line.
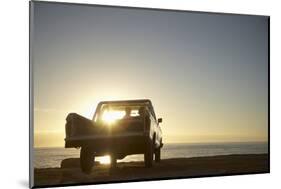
<box><xmin>58</xmin><ymin>158</ymin><xmax>154</xmax><ymax>184</ymax></box>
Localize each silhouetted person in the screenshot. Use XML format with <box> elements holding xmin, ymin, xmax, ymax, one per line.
<box><xmin>124</xmin><ymin>107</ymin><xmax>131</xmax><ymax>119</ymax></box>
<box><xmin>138</xmin><ymin>107</ymin><xmax>145</xmax><ymax>117</ymax></box>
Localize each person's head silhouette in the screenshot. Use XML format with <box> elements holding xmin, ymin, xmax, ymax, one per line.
<box><xmin>138</xmin><ymin>107</ymin><xmax>145</xmax><ymax>117</ymax></box>
<box><xmin>124</xmin><ymin>107</ymin><xmax>131</xmax><ymax>118</ymax></box>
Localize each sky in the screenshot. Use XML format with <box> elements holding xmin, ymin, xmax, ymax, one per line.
<box><xmin>31</xmin><ymin>2</ymin><xmax>268</xmax><ymax>147</ymax></box>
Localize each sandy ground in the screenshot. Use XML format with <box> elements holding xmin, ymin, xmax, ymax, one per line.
<box><xmin>34</xmin><ymin>154</ymin><xmax>269</xmax><ymax>187</ymax></box>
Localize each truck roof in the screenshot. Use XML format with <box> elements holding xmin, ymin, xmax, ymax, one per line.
<box><xmin>98</xmin><ymin>99</ymin><xmax>152</xmax><ymax>105</ymax></box>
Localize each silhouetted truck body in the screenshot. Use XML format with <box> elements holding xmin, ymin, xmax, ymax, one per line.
<box><xmin>65</xmin><ymin>99</ymin><xmax>163</xmax><ymax>173</ymax></box>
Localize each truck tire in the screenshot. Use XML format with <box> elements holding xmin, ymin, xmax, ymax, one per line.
<box><xmin>80</xmin><ymin>146</ymin><xmax>94</xmax><ymax>174</ymax></box>
<box><xmin>155</xmin><ymin>147</ymin><xmax>161</xmax><ymax>162</ymax></box>
<box><xmin>144</xmin><ymin>139</ymin><xmax>153</xmax><ymax>167</ymax></box>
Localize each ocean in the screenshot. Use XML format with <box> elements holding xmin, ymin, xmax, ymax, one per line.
<box><xmin>34</xmin><ymin>142</ymin><xmax>268</xmax><ymax>168</ymax></box>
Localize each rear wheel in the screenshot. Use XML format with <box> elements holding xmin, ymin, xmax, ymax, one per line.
<box><xmin>144</xmin><ymin>139</ymin><xmax>153</xmax><ymax>167</ymax></box>
<box><xmin>80</xmin><ymin>146</ymin><xmax>94</xmax><ymax>174</ymax></box>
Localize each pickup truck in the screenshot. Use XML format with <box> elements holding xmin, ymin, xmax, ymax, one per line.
<box><xmin>65</xmin><ymin>99</ymin><xmax>163</xmax><ymax>173</ymax></box>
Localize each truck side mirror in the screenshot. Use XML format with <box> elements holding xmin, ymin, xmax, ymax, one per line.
<box><xmin>158</xmin><ymin>118</ymin><xmax>162</xmax><ymax>124</ymax></box>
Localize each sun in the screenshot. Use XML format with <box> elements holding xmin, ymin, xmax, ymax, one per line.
<box><xmin>97</xmin><ymin>155</ymin><xmax>111</xmax><ymax>164</ymax></box>
<box><xmin>101</xmin><ymin>110</ymin><xmax>125</xmax><ymax>124</ymax></box>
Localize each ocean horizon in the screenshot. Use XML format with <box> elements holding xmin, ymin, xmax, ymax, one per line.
<box><xmin>33</xmin><ymin>141</ymin><xmax>268</xmax><ymax>168</ymax></box>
